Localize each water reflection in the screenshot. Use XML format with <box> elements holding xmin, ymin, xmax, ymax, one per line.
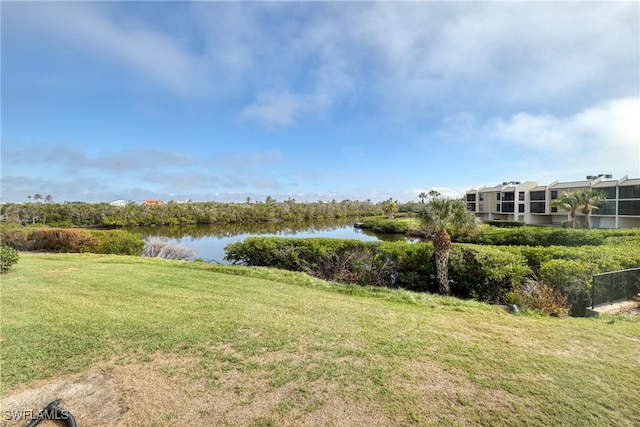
<box><xmin>130</xmin><ymin>218</ymin><xmax>417</xmax><ymax>263</ymax></box>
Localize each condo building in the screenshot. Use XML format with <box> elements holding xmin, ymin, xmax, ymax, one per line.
<box><xmin>465</xmin><ymin>175</ymin><xmax>640</xmax><ymax>229</ymax></box>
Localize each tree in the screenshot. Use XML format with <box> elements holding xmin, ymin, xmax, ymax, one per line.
<box><xmin>33</xmin><ymin>193</ymin><xmax>43</xmax><ymax>202</ymax></box>
<box><xmin>383</xmin><ymin>199</ymin><xmax>398</xmax><ymax>219</ymax></box>
<box><xmin>418</xmin><ymin>197</ymin><xmax>479</xmax><ymax>296</ymax></box>
<box><xmin>576</xmin><ymin>189</ymin><xmax>606</xmax><ymax>230</ymax></box>
<box><xmin>553</xmin><ymin>189</ymin><xmax>606</xmax><ymax>229</ymax></box>
<box><xmin>428</xmin><ymin>189</ymin><xmax>441</xmax><ymax>199</ymax></box>
<box><xmin>45</xmin><ymin>195</ymin><xmax>53</xmax><ymax>204</ymax></box>
<box><xmin>553</xmin><ymin>191</ymin><xmax>580</xmax><ymax>229</ymax></box>
<box><xmin>419</xmin><ymin>192</ymin><xmax>428</xmax><ymax>204</ymax></box>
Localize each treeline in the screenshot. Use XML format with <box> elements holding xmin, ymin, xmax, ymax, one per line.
<box><xmin>0</xmin><ymin>199</ymin><xmax>384</xmax><ymax>227</ymax></box>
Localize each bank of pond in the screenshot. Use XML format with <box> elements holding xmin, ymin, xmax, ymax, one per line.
<box><xmin>2</xmin><ymin>223</ymin><xmax>639</xmax><ymax>317</ymax></box>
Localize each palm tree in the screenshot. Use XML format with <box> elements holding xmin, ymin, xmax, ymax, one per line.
<box><xmin>576</xmin><ymin>189</ymin><xmax>606</xmax><ymax>230</ymax></box>
<box><xmin>419</xmin><ymin>197</ymin><xmax>479</xmax><ymax>296</ymax></box>
<box><xmin>33</xmin><ymin>193</ymin><xmax>43</xmax><ymax>202</ymax></box>
<box><xmin>553</xmin><ymin>191</ymin><xmax>580</xmax><ymax>229</ymax></box>
<box><xmin>419</xmin><ymin>192</ymin><xmax>428</xmax><ymax>204</ymax></box>
<box><xmin>384</xmin><ymin>199</ymin><xmax>398</xmax><ymax>219</ymax></box>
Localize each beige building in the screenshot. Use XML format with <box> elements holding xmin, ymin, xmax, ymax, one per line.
<box><xmin>466</xmin><ymin>175</ymin><xmax>640</xmax><ymax>229</ymax></box>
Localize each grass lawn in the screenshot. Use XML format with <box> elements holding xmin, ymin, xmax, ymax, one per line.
<box><xmin>1</xmin><ymin>253</ymin><xmax>639</xmax><ymax>426</ymax></box>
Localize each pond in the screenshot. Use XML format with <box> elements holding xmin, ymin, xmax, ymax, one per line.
<box><xmin>132</xmin><ymin>218</ymin><xmax>417</xmax><ymax>263</ymax></box>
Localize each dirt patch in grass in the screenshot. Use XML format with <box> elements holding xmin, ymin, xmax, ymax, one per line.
<box><xmin>1</xmin><ymin>351</ymin><xmax>392</xmax><ymax>426</ymax></box>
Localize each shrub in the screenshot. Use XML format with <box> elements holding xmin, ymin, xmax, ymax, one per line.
<box><xmin>540</xmin><ymin>259</ymin><xmax>599</xmax><ymax>316</ymax></box>
<box><xmin>0</xmin><ymin>246</ymin><xmax>19</xmax><ymax>273</ymax></box>
<box><xmin>486</xmin><ymin>220</ymin><xmax>525</xmax><ymax>228</ymax></box>
<box><xmin>0</xmin><ymin>228</ymin><xmax>29</xmax><ymax>250</ymax></box>
<box><xmin>28</xmin><ymin>228</ymin><xmax>101</xmax><ymax>253</ymax></box>
<box><xmin>225</xmin><ymin>237</ymin><xmax>532</xmax><ymax>302</ymax></box>
<box><xmin>472</xmin><ymin>227</ymin><xmax>608</xmax><ymax>247</ymax></box>
<box><xmin>91</xmin><ymin>229</ymin><xmax>144</xmax><ymax>255</ymax></box>
<box><xmin>0</xmin><ymin>227</ymin><xmax>145</xmax><ymax>255</ymax></box>
<box><xmin>505</xmin><ymin>278</ymin><xmax>569</xmax><ymax>316</ymax></box>
<box><xmin>355</xmin><ymin>218</ymin><xmax>409</xmax><ymax>234</ymax></box>
<box><xmin>448</xmin><ymin>245</ymin><xmax>532</xmax><ymax>303</ymax></box>
<box><xmin>143</xmin><ymin>238</ymin><xmax>196</xmax><ymax>260</ymax></box>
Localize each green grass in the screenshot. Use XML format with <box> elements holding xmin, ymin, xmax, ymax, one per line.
<box><xmin>2</xmin><ymin>253</ymin><xmax>639</xmax><ymax>426</ymax></box>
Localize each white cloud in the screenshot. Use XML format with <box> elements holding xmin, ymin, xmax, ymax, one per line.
<box><xmin>351</xmin><ymin>2</ymin><xmax>639</xmax><ymax>116</ymax></box>
<box><xmin>5</xmin><ymin>2</ymin><xmax>205</xmax><ymax>95</ymax></box>
<box><xmin>241</xmin><ymin>92</ymin><xmax>329</xmax><ymax>128</ymax></box>
<box><xmin>488</xmin><ymin>97</ymin><xmax>640</xmax><ymax>178</ymax></box>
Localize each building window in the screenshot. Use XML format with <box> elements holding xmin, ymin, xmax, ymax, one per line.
<box><xmin>467</xmin><ymin>203</ymin><xmax>476</xmax><ymax>211</ymax></box>
<box><xmin>530</xmin><ymin>191</ymin><xmax>546</xmax><ymax>201</ymax></box>
<box><xmin>551</xmin><ymin>207</ymin><xmax>558</xmax><ymax>213</ymax></box>
<box><xmin>518</xmin><ymin>203</ymin><xmax>525</xmax><ymax>213</ymax></box>
<box><xmin>518</xmin><ymin>192</ymin><xmax>525</xmax><ymax>201</ymax></box>
<box><xmin>593</xmin><ymin>201</ymin><xmax>616</xmax><ymax>216</ymax></box>
<box><xmin>618</xmin><ymin>200</ymin><xmax>640</xmax><ymax>215</ymax></box>
<box><xmin>502</xmin><ymin>202</ymin><xmax>515</xmax><ymax>213</ymax></box>
<box><xmin>619</xmin><ymin>186</ymin><xmax>640</xmax><ymax>199</ymax></box>
<box><xmin>479</xmin><ymin>203</ymin><xmax>484</xmax><ymax>212</ymax></box>
<box><xmin>598</xmin><ymin>187</ymin><xmax>617</xmax><ymax>199</ymax></box>
<box><xmin>530</xmin><ymin>202</ymin><xmax>545</xmax><ymax>213</ymax></box>
<box><xmin>466</xmin><ymin>194</ymin><xmax>476</xmax><ymax>202</ymax></box>
<box><xmin>550</xmin><ymin>190</ymin><xmax>558</xmax><ymax>200</ymax></box>
<box><xmin>496</xmin><ymin>203</ymin><xmax>501</xmax><ymax>212</ymax></box>
<box><xmin>479</xmin><ymin>193</ymin><xmax>485</xmax><ymax>201</ymax></box>
<box><xmin>502</xmin><ymin>192</ymin><xmax>515</xmax><ymax>201</ymax></box>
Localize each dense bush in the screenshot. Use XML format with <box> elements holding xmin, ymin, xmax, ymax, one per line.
<box><xmin>486</xmin><ymin>220</ymin><xmax>525</xmax><ymax>228</ymax></box>
<box><xmin>27</xmin><ymin>228</ymin><xmax>101</xmax><ymax>252</ymax></box>
<box><xmin>539</xmin><ymin>259</ymin><xmax>597</xmax><ymax>316</ymax></box>
<box><xmin>0</xmin><ymin>227</ymin><xmax>144</xmax><ymax>255</ymax></box>
<box><xmin>470</xmin><ymin>227</ymin><xmax>608</xmax><ymax>246</ymax></box>
<box><xmin>448</xmin><ymin>245</ymin><xmax>532</xmax><ymax>303</ymax></box>
<box><xmin>90</xmin><ymin>229</ymin><xmax>145</xmax><ymax>255</ymax></box>
<box><xmin>0</xmin><ymin>246</ymin><xmax>19</xmax><ymax>273</ymax></box>
<box><xmin>355</xmin><ymin>218</ymin><xmax>410</xmax><ymax>234</ymax></box>
<box><xmin>225</xmin><ymin>237</ymin><xmax>531</xmax><ymax>301</ymax></box>
<box><xmin>505</xmin><ymin>278</ymin><xmax>569</xmax><ymax>316</ymax></box>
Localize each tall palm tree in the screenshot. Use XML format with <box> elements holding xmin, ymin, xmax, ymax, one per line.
<box><xmin>576</xmin><ymin>189</ymin><xmax>606</xmax><ymax>230</ymax></box>
<box><xmin>419</xmin><ymin>197</ymin><xmax>478</xmax><ymax>296</ymax></box>
<box><xmin>419</xmin><ymin>192</ymin><xmax>428</xmax><ymax>204</ymax></box>
<box><xmin>384</xmin><ymin>199</ymin><xmax>398</xmax><ymax>219</ymax></box>
<box><xmin>553</xmin><ymin>191</ymin><xmax>580</xmax><ymax>229</ymax></box>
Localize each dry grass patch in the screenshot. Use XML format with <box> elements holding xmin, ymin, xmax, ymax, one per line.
<box><xmin>2</xmin><ymin>351</ymin><xmax>394</xmax><ymax>427</ymax></box>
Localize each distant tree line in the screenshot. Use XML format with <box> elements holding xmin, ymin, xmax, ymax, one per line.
<box><xmin>0</xmin><ymin>199</ymin><xmax>388</xmax><ymax>227</ymax></box>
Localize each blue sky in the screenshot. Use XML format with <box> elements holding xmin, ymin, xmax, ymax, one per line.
<box><xmin>2</xmin><ymin>1</ymin><xmax>639</xmax><ymax>203</ymax></box>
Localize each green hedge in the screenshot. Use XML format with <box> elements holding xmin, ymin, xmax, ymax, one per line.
<box><xmin>486</xmin><ymin>220</ymin><xmax>525</xmax><ymax>228</ymax></box>
<box><xmin>225</xmin><ymin>237</ymin><xmax>530</xmax><ymax>303</ymax></box>
<box><xmin>467</xmin><ymin>227</ymin><xmax>640</xmax><ymax>247</ymax></box>
<box><xmin>0</xmin><ymin>227</ymin><xmax>144</xmax><ymax>255</ymax></box>
<box><xmin>448</xmin><ymin>245</ymin><xmax>532</xmax><ymax>302</ymax></box>
<box><xmin>355</xmin><ymin>218</ymin><xmax>410</xmax><ymax>234</ymax></box>
<box><xmin>224</xmin><ymin>235</ymin><xmax>640</xmax><ymax>313</ymax></box>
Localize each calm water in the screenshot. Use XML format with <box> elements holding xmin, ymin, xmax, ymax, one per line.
<box><xmin>132</xmin><ymin>218</ymin><xmax>416</xmax><ymax>263</ymax></box>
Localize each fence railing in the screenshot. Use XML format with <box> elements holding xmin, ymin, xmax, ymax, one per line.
<box><xmin>592</xmin><ymin>268</ymin><xmax>640</xmax><ymax>309</ymax></box>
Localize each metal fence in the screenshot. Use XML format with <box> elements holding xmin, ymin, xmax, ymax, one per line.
<box><xmin>592</xmin><ymin>268</ymin><xmax>640</xmax><ymax>309</ymax></box>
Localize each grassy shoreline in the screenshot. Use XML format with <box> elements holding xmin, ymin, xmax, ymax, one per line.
<box><xmin>2</xmin><ymin>253</ymin><xmax>639</xmax><ymax>426</ymax></box>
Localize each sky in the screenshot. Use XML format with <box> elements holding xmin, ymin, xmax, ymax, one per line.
<box><xmin>1</xmin><ymin>1</ymin><xmax>639</xmax><ymax>204</ymax></box>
